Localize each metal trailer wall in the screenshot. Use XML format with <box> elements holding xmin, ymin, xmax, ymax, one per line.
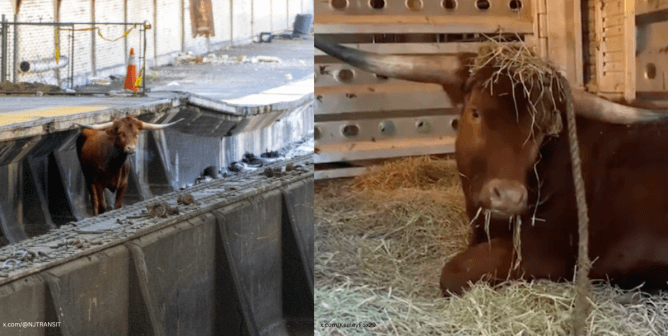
<box><xmin>0</xmin><ymin>165</ymin><xmax>314</xmax><ymax>336</ymax></box>
<box><xmin>313</xmin><ymin>0</ymin><xmax>535</xmax><ymax>179</ymax></box>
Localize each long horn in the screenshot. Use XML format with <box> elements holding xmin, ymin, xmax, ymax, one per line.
<box><xmin>141</xmin><ymin>118</ymin><xmax>183</xmax><ymax>130</ymax></box>
<box><xmin>74</xmin><ymin>121</ymin><xmax>114</xmax><ymax>130</ymax></box>
<box><xmin>315</xmin><ymin>35</ymin><xmax>473</xmax><ymax>86</ymax></box>
<box><xmin>572</xmin><ymin>90</ymin><xmax>668</xmax><ymax>124</ymax></box>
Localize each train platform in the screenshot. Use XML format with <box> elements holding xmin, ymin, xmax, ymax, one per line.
<box><xmin>0</xmin><ymin>35</ymin><xmax>314</xmax><ymax>141</ymax></box>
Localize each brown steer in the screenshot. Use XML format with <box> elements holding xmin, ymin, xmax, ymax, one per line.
<box><xmin>76</xmin><ymin>116</ymin><xmax>181</xmax><ymax>216</ymax></box>
<box><xmin>316</xmin><ymin>37</ymin><xmax>668</xmax><ymax>296</ymax></box>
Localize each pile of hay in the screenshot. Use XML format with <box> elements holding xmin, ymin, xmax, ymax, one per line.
<box><xmin>315</xmin><ymin>156</ymin><xmax>668</xmax><ymax>335</ymax></box>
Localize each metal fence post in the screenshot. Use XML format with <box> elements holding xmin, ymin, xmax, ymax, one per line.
<box><xmin>12</xmin><ymin>14</ymin><xmax>17</xmax><ymax>83</ymax></box>
<box><xmin>1</xmin><ymin>15</ymin><xmax>7</xmax><ymax>83</ymax></box>
<box><xmin>70</xmin><ymin>26</ymin><xmax>75</xmax><ymax>89</ymax></box>
<box><xmin>143</xmin><ymin>22</ymin><xmax>147</xmax><ymax>95</ymax></box>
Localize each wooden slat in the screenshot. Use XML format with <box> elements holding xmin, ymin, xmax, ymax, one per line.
<box><xmin>315</xmin><ymin>167</ymin><xmax>374</xmax><ymax>180</ymax></box>
<box><xmin>315</xmin><ymin>136</ymin><xmax>456</xmax><ymax>163</ymax></box>
<box><xmin>315</xmin><ymin>15</ymin><xmax>534</xmax><ymax>34</ymax></box>
<box><xmin>603</xmin><ymin>25</ymin><xmax>623</xmax><ymax>37</ymax></box>
<box><xmin>315</xmin><ymin>83</ymin><xmax>451</xmax><ymax>114</ymax></box>
<box><xmin>604</xmin><ymin>0</ymin><xmax>625</xmax><ymax>16</ymax></box>
<box><xmin>315</xmin><ymin>114</ymin><xmax>458</xmax><ymax>145</ymax></box>
<box><xmin>602</xmin><ymin>61</ymin><xmax>625</xmax><ymax>72</ymax></box>
<box><xmin>636</xmin><ymin>0</ymin><xmax>668</xmax><ymax>16</ymax></box>
<box><xmin>603</xmin><ymin>14</ymin><xmax>625</xmax><ymax>27</ymax></box>
<box><xmin>314</xmin><ymin>42</ymin><xmax>487</xmax><ymax>56</ymax></box>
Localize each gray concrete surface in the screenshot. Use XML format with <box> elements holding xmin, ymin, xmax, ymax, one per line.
<box><xmin>150</xmin><ymin>35</ymin><xmax>314</xmax><ymax>100</ymax></box>
<box><xmin>0</xmin><ymin>35</ymin><xmax>314</xmax><ymax>119</ymax></box>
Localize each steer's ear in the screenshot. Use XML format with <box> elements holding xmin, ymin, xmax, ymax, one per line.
<box><xmin>106</xmin><ymin>127</ymin><xmax>118</xmax><ymax>135</ymax></box>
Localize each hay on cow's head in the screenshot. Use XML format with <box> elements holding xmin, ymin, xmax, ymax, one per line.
<box><xmin>469</xmin><ymin>38</ymin><xmax>565</xmax><ymax>137</ymax></box>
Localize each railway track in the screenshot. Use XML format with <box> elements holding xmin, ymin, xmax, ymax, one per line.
<box><xmin>0</xmin><ymin>153</ymin><xmax>313</xmax><ymax>285</ymax></box>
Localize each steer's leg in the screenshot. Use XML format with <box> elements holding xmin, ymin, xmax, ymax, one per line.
<box><xmin>95</xmin><ymin>184</ymin><xmax>107</xmax><ymax>215</ymax></box>
<box><xmin>440</xmin><ymin>238</ymin><xmax>516</xmax><ymax>296</ymax></box>
<box><xmin>114</xmin><ymin>164</ymin><xmax>129</xmax><ymax>210</ymax></box>
<box><xmin>90</xmin><ymin>184</ymin><xmax>100</xmax><ymax>216</ymax></box>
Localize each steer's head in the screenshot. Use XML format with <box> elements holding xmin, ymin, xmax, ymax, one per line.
<box><xmin>455</xmin><ymin>67</ymin><xmax>564</xmax><ymax>219</ymax></box>
<box><xmin>315</xmin><ymin>36</ymin><xmax>667</xmax><ymax>220</ymax></box>
<box><xmin>77</xmin><ymin>116</ymin><xmax>182</xmax><ymax>154</ymax></box>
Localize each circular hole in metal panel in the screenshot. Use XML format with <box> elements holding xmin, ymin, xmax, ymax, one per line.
<box><xmin>369</xmin><ymin>0</ymin><xmax>385</xmax><ymax>9</ymax></box>
<box><xmin>379</xmin><ymin>120</ymin><xmax>396</xmax><ymax>136</ymax></box>
<box><xmin>416</xmin><ymin>120</ymin><xmax>432</xmax><ymax>134</ymax></box>
<box><xmin>646</xmin><ymin>63</ymin><xmax>657</xmax><ymax>79</ymax></box>
<box><xmin>314</xmin><ymin>127</ymin><xmax>322</xmax><ymax>140</ymax></box>
<box><xmin>342</xmin><ymin>124</ymin><xmax>359</xmax><ymax>137</ymax></box>
<box><xmin>451</xmin><ymin>118</ymin><xmax>459</xmax><ymax>131</ymax></box>
<box><xmin>443</xmin><ymin>0</ymin><xmax>457</xmax><ymax>10</ymax></box>
<box><xmin>476</xmin><ymin>0</ymin><xmax>490</xmax><ymax>10</ymax></box>
<box><xmin>406</xmin><ymin>0</ymin><xmax>424</xmax><ymax>11</ymax></box>
<box><xmin>509</xmin><ymin>0</ymin><xmax>522</xmax><ymax>10</ymax></box>
<box><xmin>330</xmin><ymin>0</ymin><xmax>348</xmax><ymax>10</ymax></box>
<box><xmin>19</xmin><ymin>61</ymin><xmax>30</xmax><ymax>72</ymax></box>
<box><xmin>336</xmin><ymin>69</ymin><xmax>355</xmax><ymax>83</ymax></box>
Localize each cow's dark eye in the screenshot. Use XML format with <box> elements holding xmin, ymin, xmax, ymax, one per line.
<box><xmin>471</xmin><ymin>108</ymin><xmax>480</xmax><ymax>119</ymax></box>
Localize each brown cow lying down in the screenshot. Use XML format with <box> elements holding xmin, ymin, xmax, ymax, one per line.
<box><xmin>315</xmin><ymin>37</ymin><xmax>668</xmax><ymax>296</ymax></box>
<box><xmin>76</xmin><ymin>116</ymin><xmax>180</xmax><ymax>216</ymax></box>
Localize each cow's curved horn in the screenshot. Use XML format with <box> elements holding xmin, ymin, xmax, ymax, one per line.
<box><xmin>315</xmin><ymin>36</ymin><xmax>472</xmax><ymax>86</ymax></box>
<box><xmin>572</xmin><ymin>89</ymin><xmax>668</xmax><ymax>124</ymax></box>
<box><xmin>75</xmin><ymin>121</ymin><xmax>114</xmax><ymax>130</ymax></box>
<box><xmin>140</xmin><ymin>118</ymin><xmax>183</xmax><ymax>130</ymax></box>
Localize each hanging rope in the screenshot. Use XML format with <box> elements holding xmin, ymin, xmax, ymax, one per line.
<box><xmin>561</xmin><ymin>78</ymin><xmax>592</xmax><ymax>335</ymax></box>
<box><xmin>58</xmin><ymin>25</ymin><xmax>136</xmax><ymax>42</ymax></box>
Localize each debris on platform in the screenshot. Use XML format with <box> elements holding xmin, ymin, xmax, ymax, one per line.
<box><xmin>0</xmin><ymin>81</ymin><xmax>62</xmax><ymax>94</ymax></box>
<box><xmin>177</xmin><ymin>193</ymin><xmax>196</xmax><ymax>206</ymax></box>
<box><xmin>88</xmin><ymin>76</ymin><xmax>112</xmax><ymax>86</ymax></box>
<box><xmin>242</xmin><ymin>152</ymin><xmax>264</xmax><ymax>167</ymax></box>
<box><xmin>253</xmin><ymin>56</ymin><xmax>281</xmax><ymax>63</ymax></box>
<box><xmin>261</xmin><ymin>150</ymin><xmax>280</xmax><ymax>158</ymax></box>
<box><xmin>173</xmin><ymin>51</ymin><xmax>281</xmax><ymax>66</ymax></box>
<box><xmin>146</xmin><ymin>201</ymin><xmax>179</xmax><ymax>218</ymax></box>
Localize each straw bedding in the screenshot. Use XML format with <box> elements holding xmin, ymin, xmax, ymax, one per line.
<box><xmin>315</xmin><ymin>156</ymin><xmax>668</xmax><ymax>336</ymax></box>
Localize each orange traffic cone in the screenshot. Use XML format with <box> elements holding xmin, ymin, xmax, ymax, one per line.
<box><xmin>124</xmin><ymin>48</ymin><xmax>138</xmax><ymax>92</ymax></box>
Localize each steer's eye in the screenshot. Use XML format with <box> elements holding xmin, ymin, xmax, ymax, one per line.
<box><xmin>471</xmin><ymin>108</ymin><xmax>480</xmax><ymax>119</ymax></box>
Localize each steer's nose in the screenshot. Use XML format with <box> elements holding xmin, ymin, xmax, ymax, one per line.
<box><xmin>124</xmin><ymin>145</ymin><xmax>136</xmax><ymax>154</ymax></box>
<box><xmin>480</xmin><ymin>179</ymin><xmax>527</xmax><ymax>215</ymax></box>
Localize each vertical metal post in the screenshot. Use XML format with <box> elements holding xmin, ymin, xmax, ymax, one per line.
<box><xmin>12</xmin><ymin>14</ymin><xmax>18</xmax><ymax>83</ymax></box>
<box><xmin>91</xmin><ymin>1</ymin><xmax>96</xmax><ymax>77</ymax></box>
<box><xmin>180</xmin><ymin>0</ymin><xmax>184</xmax><ymax>52</ymax></box>
<box><xmin>70</xmin><ymin>25</ymin><xmax>75</xmax><ymax>88</ymax></box>
<box><xmin>230</xmin><ymin>0</ymin><xmax>234</xmax><ymax>44</ymax></box>
<box><xmin>123</xmin><ymin>0</ymin><xmax>128</xmax><ymax>58</ymax></box>
<box><xmin>1</xmin><ymin>15</ymin><xmax>7</xmax><ymax>83</ymax></box>
<box><xmin>142</xmin><ymin>24</ymin><xmax>146</xmax><ymax>95</ymax></box>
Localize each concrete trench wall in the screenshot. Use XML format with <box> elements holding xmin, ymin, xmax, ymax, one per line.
<box><xmin>0</xmin><ymin>98</ymin><xmax>313</xmax><ymax>246</ymax></box>
<box><xmin>0</xmin><ymin>176</ymin><xmax>314</xmax><ymax>336</ymax></box>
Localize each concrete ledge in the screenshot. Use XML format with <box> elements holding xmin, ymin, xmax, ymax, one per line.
<box><xmin>188</xmin><ymin>75</ymin><xmax>315</xmax><ymax>116</ymax></box>
<box><xmin>0</xmin><ymin>75</ymin><xmax>314</xmax><ymax>143</ymax></box>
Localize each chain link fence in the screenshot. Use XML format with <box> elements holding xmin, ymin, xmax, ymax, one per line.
<box><xmin>0</xmin><ymin>16</ymin><xmax>148</xmax><ymax>94</ymax></box>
